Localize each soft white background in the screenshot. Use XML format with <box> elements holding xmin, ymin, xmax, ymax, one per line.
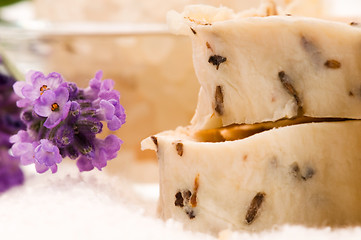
<box><xmin>2</xmin><ymin>163</ymin><xmax>361</xmax><ymax>240</ymax></box>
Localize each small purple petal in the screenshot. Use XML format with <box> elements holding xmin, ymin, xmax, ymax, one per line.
<box><xmin>16</xmin><ymin>98</ymin><xmax>31</xmax><ymax>108</ymax></box>
<box><xmin>107</xmin><ymin>116</ymin><xmax>122</xmax><ymax>131</ymax></box>
<box><xmin>27</xmin><ymin>71</ymin><xmax>45</xmax><ymax>85</ymax></box>
<box><xmin>76</xmin><ymin>156</ymin><xmax>94</xmax><ymax>172</ymax></box>
<box><xmin>43</xmin><ymin>112</ymin><xmax>61</xmax><ymax>128</ymax></box>
<box><xmin>89</xmin><ymin>71</ymin><xmax>102</xmax><ymax>90</ymax></box>
<box><xmin>49</xmin><ymin>164</ymin><xmax>58</xmax><ymax>173</ymax></box>
<box><xmin>95</xmin><ymin>70</ymin><xmax>103</xmax><ymax>81</ymax></box>
<box><xmin>101</xmin><ymin>79</ymin><xmax>114</xmax><ymax>91</ymax></box>
<box><xmin>65</xmin><ymin>82</ymin><xmax>78</xmax><ymax>100</ymax></box>
<box><xmin>46</xmin><ymin>72</ymin><xmax>63</xmax><ymax>88</ymax></box>
<box><xmin>35</xmin><ymin>162</ymin><xmax>48</xmax><ymax>174</ymax></box>
<box><xmin>10</xmin><ymin>139</ymin><xmax>37</xmax><ymax>166</ymax></box>
<box><xmin>92</xmin><ymin>149</ymin><xmax>107</xmax><ymax>170</ymax></box>
<box><xmin>13</xmin><ymin>81</ymin><xmax>26</xmax><ymax>98</ymax></box>
<box><xmin>44</xmin><ymin>102</ymin><xmax>71</xmax><ymax>129</ymax></box>
<box><xmin>99</xmin><ymin>100</ymin><xmax>115</xmax><ymax>120</ymax></box>
<box><xmin>35</xmin><ymin>87</ymin><xmax>70</xmax><ymax>128</ymax></box>
<box><xmin>11</xmin><ymin>142</ymin><xmax>33</xmax><ymax>156</ymax></box>
<box><xmin>22</xmin><ymin>84</ymin><xmax>41</xmax><ymax>101</ymax></box>
<box><xmin>34</xmin><ymin>90</ymin><xmax>56</xmax><ymax>117</ymax></box>
<box><xmin>117</xmin><ymin>104</ymin><xmax>126</xmax><ymax>124</ymax></box>
<box><xmin>62</xmin><ymin>102</ymin><xmax>71</xmax><ymax>118</ymax></box>
<box><xmin>103</xmin><ymin>135</ymin><xmax>122</xmax><ymax>155</ymax></box>
<box><xmin>9</xmin><ymin>130</ymin><xmax>32</xmax><ymax>144</ymax></box>
<box><xmin>55</xmin><ymin>87</ymin><xmax>70</xmax><ymax>106</ymax></box>
<box><xmin>34</xmin><ymin>139</ymin><xmax>62</xmax><ymax>167</ymax></box>
<box><xmin>99</xmin><ymin>90</ymin><xmax>120</xmax><ymax>101</ymax></box>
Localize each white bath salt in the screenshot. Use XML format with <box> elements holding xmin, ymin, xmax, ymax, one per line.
<box><xmin>168</xmin><ymin>4</ymin><xmax>361</xmax><ymax>129</ymax></box>
<box><xmin>2</xmin><ymin>162</ymin><xmax>361</xmax><ymax>239</ymax></box>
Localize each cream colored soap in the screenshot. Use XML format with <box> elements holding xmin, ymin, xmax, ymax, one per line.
<box><xmin>142</xmin><ymin>3</ymin><xmax>361</xmax><ymax>234</ymax></box>
<box><xmin>168</xmin><ymin>5</ymin><xmax>361</xmax><ymax>129</ymax></box>
<box><xmin>142</xmin><ymin>120</ymin><xmax>361</xmax><ymax>233</ymax></box>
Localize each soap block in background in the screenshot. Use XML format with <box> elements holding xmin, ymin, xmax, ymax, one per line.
<box><xmin>0</xmin><ymin>0</ymin><xmax>321</xmax><ymax>181</ymax></box>
<box><xmin>33</xmin><ymin>0</ymin><xmax>324</xmax><ymax>23</ymax></box>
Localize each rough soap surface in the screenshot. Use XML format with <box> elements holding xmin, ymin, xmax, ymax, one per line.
<box><xmin>142</xmin><ymin>120</ymin><xmax>361</xmax><ymax>233</ymax></box>
<box><xmin>169</xmin><ymin>5</ymin><xmax>361</xmax><ymax>129</ymax></box>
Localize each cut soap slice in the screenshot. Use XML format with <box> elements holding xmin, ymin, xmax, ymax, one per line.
<box><xmin>142</xmin><ymin>120</ymin><xmax>361</xmax><ymax>233</ymax></box>
<box><xmin>168</xmin><ymin>5</ymin><xmax>361</xmax><ymax>129</ymax></box>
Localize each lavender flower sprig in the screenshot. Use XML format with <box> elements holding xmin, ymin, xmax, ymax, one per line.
<box><xmin>11</xmin><ymin>70</ymin><xmax>126</xmax><ymax>173</ymax></box>
<box><xmin>0</xmin><ymin>70</ymin><xmax>25</xmax><ymax>192</ymax></box>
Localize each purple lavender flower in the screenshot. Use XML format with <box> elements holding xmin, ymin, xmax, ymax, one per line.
<box><xmin>77</xmin><ymin>134</ymin><xmax>122</xmax><ymax>172</ymax></box>
<box><xmin>13</xmin><ymin>71</ymin><xmax>64</xmax><ymax>107</ymax></box>
<box><xmin>83</xmin><ymin>70</ymin><xmax>109</xmax><ymax>100</ymax></box>
<box><xmin>85</xmin><ymin>71</ymin><xmax>126</xmax><ymax>131</ymax></box>
<box><xmin>10</xmin><ymin>130</ymin><xmax>37</xmax><ymax>165</ymax></box>
<box><xmin>34</xmin><ymin>139</ymin><xmax>62</xmax><ymax>173</ymax></box>
<box><xmin>99</xmin><ymin>99</ymin><xmax>126</xmax><ymax>131</ymax></box>
<box><xmin>34</xmin><ymin>87</ymin><xmax>71</xmax><ymax>128</ymax></box>
<box><xmin>0</xmin><ymin>70</ymin><xmax>25</xmax><ymax>191</ymax></box>
<box><xmin>0</xmin><ymin>149</ymin><xmax>24</xmax><ymax>193</ymax></box>
<box><xmin>11</xmin><ymin>70</ymin><xmax>126</xmax><ymax>173</ymax></box>
<box><xmin>84</xmin><ymin>70</ymin><xmax>120</xmax><ymax>102</ymax></box>
<box><xmin>10</xmin><ymin>124</ymin><xmax>63</xmax><ymax>175</ymax></box>
<box><xmin>10</xmin><ymin>129</ymin><xmax>63</xmax><ymax>174</ymax></box>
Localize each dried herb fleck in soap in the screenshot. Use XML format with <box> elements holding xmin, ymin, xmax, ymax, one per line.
<box><xmin>215</xmin><ymin>86</ymin><xmax>224</xmax><ymax>116</ymax></box>
<box><xmin>245</xmin><ymin>192</ymin><xmax>266</xmax><ymax>224</ymax></box>
<box><xmin>208</xmin><ymin>55</ymin><xmax>227</xmax><ymax>70</ymax></box>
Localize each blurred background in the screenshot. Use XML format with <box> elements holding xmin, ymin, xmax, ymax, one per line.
<box><xmin>0</xmin><ymin>0</ymin><xmax>359</xmax><ymax>182</ymax></box>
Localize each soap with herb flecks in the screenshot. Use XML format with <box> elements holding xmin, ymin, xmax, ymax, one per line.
<box><xmin>142</xmin><ymin>120</ymin><xmax>361</xmax><ymax>233</ymax></box>
<box><xmin>168</xmin><ymin>5</ymin><xmax>361</xmax><ymax>129</ymax></box>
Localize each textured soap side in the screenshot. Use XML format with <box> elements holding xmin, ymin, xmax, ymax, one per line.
<box><xmin>168</xmin><ymin>6</ymin><xmax>361</xmax><ymax>129</ymax></box>
<box><xmin>144</xmin><ymin>120</ymin><xmax>361</xmax><ymax>233</ymax></box>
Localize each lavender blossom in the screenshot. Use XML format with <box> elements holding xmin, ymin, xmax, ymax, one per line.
<box><xmin>99</xmin><ymin>99</ymin><xmax>125</xmax><ymax>131</ymax></box>
<box><xmin>9</xmin><ymin>130</ymin><xmax>37</xmax><ymax>166</ymax></box>
<box><xmin>0</xmin><ymin>149</ymin><xmax>24</xmax><ymax>193</ymax></box>
<box><xmin>13</xmin><ymin>71</ymin><xmax>64</xmax><ymax>107</ymax></box>
<box><xmin>34</xmin><ymin>139</ymin><xmax>62</xmax><ymax>173</ymax></box>
<box><xmin>86</xmin><ymin>71</ymin><xmax>126</xmax><ymax>131</ymax></box>
<box><xmin>10</xmin><ymin>131</ymin><xmax>62</xmax><ymax>174</ymax></box>
<box><xmin>11</xmin><ymin>70</ymin><xmax>126</xmax><ymax>173</ymax></box>
<box><xmin>34</xmin><ymin>87</ymin><xmax>71</xmax><ymax>128</ymax></box>
<box><xmin>77</xmin><ymin>134</ymin><xmax>122</xmax><ymax>172</ymax></box>
<box><xmin>0</xmin><ymin>69</ymin><xmax>25</xmax><ymax>192</ymax></box>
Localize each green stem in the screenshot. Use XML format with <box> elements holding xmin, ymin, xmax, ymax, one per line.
<box><xmin>0</xmin><ymin>0</ymin><xmax>25</xmax><ymax>8</ymax></box>
<box><xmin>0</xmin><ymin>46</ymin><xmax>25</xmax><ymax>81</ymax></box>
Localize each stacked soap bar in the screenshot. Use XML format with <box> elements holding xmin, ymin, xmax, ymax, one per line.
<box><xmin>169</xmin><ymin>4</ymin><xmax>361</xmax><ymax>129</ymax></box>
<box><xmin>142</xmin><ymin>4</ymin><xmax>361</xmax><ymax>234</ymax></box>
<box><xmin>144</xmin><ymin>121</ymin><xmax>361</xmax><ymax>233</ymax></box>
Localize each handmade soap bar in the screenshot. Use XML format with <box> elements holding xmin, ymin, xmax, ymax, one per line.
<box><xmin>142</xmin><ymin>3</ymin><xmax>361</xmax><ymax>234</ymax></box>
<box><xmin>168</xmin><ymin>5</ymin><xmax>361</xmax><ymax>129</ymax></box>
<box><xmin>142</xmin><ymin>120</ymin><xmax>361</xmax><ymax>233</ymax></box>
